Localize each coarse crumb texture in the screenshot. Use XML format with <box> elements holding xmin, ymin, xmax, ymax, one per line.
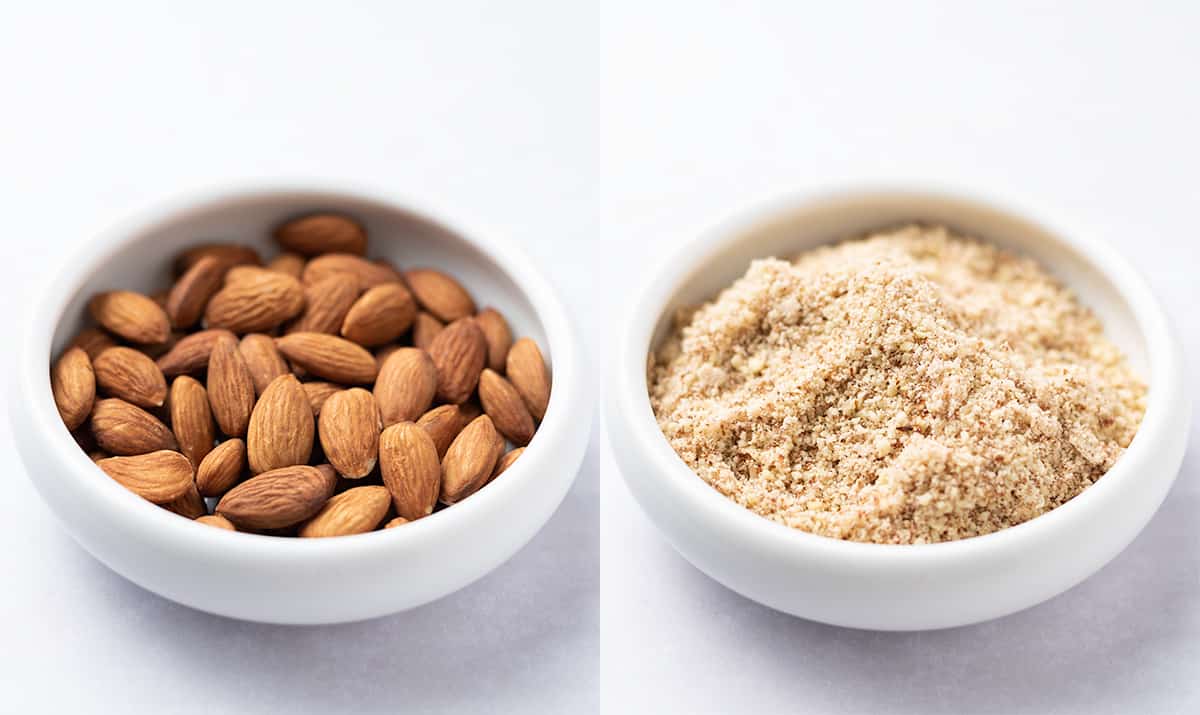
<box><xmin>649</xmin><ymin>224</ymin><xmax>1146</xmax><ymax>544</ymax></box>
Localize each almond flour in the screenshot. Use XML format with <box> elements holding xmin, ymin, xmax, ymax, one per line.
<box><xmin>649</xmin><ymin>224</ymin><xmax>1146</xmax><ymax>544</ymax></box>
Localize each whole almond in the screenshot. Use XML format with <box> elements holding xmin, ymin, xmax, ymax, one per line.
<box><xmin>384</xmin><ymin>517</ymin><xmax>409</xmax><ymax>529</ymax></box>
<box><xmin>340</xmin><ymin>282</ymin><xmax>416</xmax><ymax>346</ymax></box>
<box><xmin>247</xmin><ymin>374</ymin><xmax>314</xmax><ymax>474</ymax></box>
<box><xmin>163</xmin><ymin>482</ymin><xmax>207</xmax><ymax>519</ymax></box>
<box><xmin>196</xmin><ymin>514</ymin><xmax>236</xmax><ymax>530</ymax></box>
<box><xmin>173</xmin><ymin>243</ymin><xmax>261</xmax><ymax>276</ymax></box>
<box><xmin>204</xmin><ymin>271</ymin><xmax>305</xmax><ymax>334</ymax></box>
<box><xmin>506</xmin><ymin>338</ymin><xmax>551</xmax><ymax>420</ymax></box>
<box><xmin>478</xmin><ymin>368</ymin><xmax>535</xmax><ymax>446</ymax></box>
<box><xmin>89</xmin><ymin>291</ymin><xmax>171</xmax><ymax>344</ymax></box>
<box><xmin>417</xmin><ymin>403</ymin><xmax>480</xmax><ymax>457</ymax></box>
<box><xmin>70</xmin><ymin>327</ymin><xmax>117</xmax><ymax>360</ymax></box>
<box><xmin>289</xmin><ymin>274</ymin><xmax>360</xmax><ymax>334</ymax></box>
<box><xmin>302</xmin><ymin>253</ymin><xmax>401</xmax><ymax>291</ymax></box>
<box><xmin>411</xmin><ymin>311</ymin><xmax>444</xmax><ymax>351</ymax></box>
<box><xmin>302</xmin><ymin>381</ymin><xmax>343</xmax><ymax>416</ymax></box>
<box><xmin>216</xmin><ymin>464</ymin><xmax>335</xmax><ymax>529</ymax></box>
<box><xmin>169</xmin><ymin>375</ymin><xmax>215</xmax><ymax>467</ymax></box>
<box><xmin>97</xmin><ymin>450</ymin><xmax>193</xmax><ymax>503</ymax></box>
<box><xmin>93</xmin><ymin>346</ymin><xmax>168</xmax><ymax>408</ymax></box>
<box><xmin>440</xmin><ymin>415</ymin><xmax>503</xmax><ymax>504</ymax></box>
<box><xmin>238</xmin><ymin>333</ymin><xmax>290</xmax><ymax>395</ymax></box>
<box><xmin>475</xmin><ymin>308</ymin><xmax>512</xmax><ymax>373</ymax></box>
<box><xmin>196</xmin><ymin>437</ymin><xmax>246</xmax><ymax>497</ymax></box>
<box><xmin>275</xmin><ymin>214</ymin><xmax>367</xmax><ymax>256</ymax></box>
<box><xmin>374</xmin><ymin>348</ymin><xmax>437</xmax><ymax>426</ymax></box>
<box><xmin>51</xmin><ymin>346</ymin><xmax>95</xmax><ymax>431</ymax></box>
<box><xmin>156</xmin><ymin>329</ymin><xmax>235</xmax><ymax>376</ymax></box>
<box><xmin>318</xmin><ymin>388</ymin><xmax>381</xmax><ymax>478</ymax></box>
<box><xmin>298</xmin><ymin>485</ymin><xmax>391</xmax><ymax>537</ymax></box>
<box><xmin>428</xmin><ymin>318</ymin><xmax>486</xmax><ymax>404</ymax></box>
<box><xmin>266</xmin><ymin>252</ymin><xmax>306</xmax><ymax>278</ymax></box>
<box><xmin>404</xmin><ymin>269</ymin><xmax>476</xmax><ymax>322</ymax></box>
<box><xmin>206</xmin><ymin>335</ymin><xmax>256</xmax><ymax>437</ymax></box>
<box><xmin>491</xmin><ymin>447</ymin><xmax>524</xmax><ymax>480</ymax></box>
<box><xmin>165</xmin><ymin>255</ymin><xmax>227</xmax><ymax>329</ymax></box>
<box><xmin>379</xmin><ymin>421</ymin><xmax>441</xmax><ymax>520</ymax></box>
<box><xmin>91</xmin><ymin>398</ymin><xmax>177</xmax><ymax>455</ymax></box>
<box><xmin>275</xmin><ymin>332</ymin><xmax>378</xmax><ymax>384</ymax></box>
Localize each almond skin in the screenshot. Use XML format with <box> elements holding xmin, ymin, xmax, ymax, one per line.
<box><xmin>156</xmin><ymin>329</ymin><xmax>235</xmax><ymax>376</ymax></box>
<box><xmin>266</xmin><ymin>252</ymin><xmax>306</xmax><ymax>278</ymax></box>
<box><xmin>206</xmin><ymin>335</ymin><xmax>256</xmax><ymax>437</ymax></box>
<box><xmin>417</xmin><ymin>403</ymin><xmax>480</xmax><ymax>457</ymax></box>
<box><xmin>247</xmin><ymin>374</ymin><xmax>314</xmax><ymax>474</ymax></box>
<box><xmin>275</xmin><ymin>332</ymin><xmax>378</xmax><ymax>384</ymax></box>
<box><xmin>165</xmin><ymin>255</ymin><xmax>227</xmax><ymax>329</ymax></box>
<box><xmin>404</xmin><ymin>269</ymin><xmax>476</xmax><ymax>322</ymax></box>
<box><xmin>506</xmin><ymin>338</ymin><xmax>551</xmax><ymax>421</ymax></box>
<box><xmin>475</xmin><ymin>308</ymin><xmax>513</xmax><ymax>373</ymax></box>
<box><xmin>318</xmin><ymin>388</ymin><xmax>381</xmax><ymax>478</ymax></box>
<box><xmin>274</xmin><ymin>214</ymin><xmax>367</xmax><ymax>257</ymax></box>
<box><xmin>196</xmin><ymin>514</ymin><xmax>236</xmax><ymax>530</ymax></box>
<box><xmin>93</xmin><ymin>346</ymin><xmax>168</xmax><ymax>408</ymax></box>
<box><xmin>440</xmin><ymin>415</ymin><xmax>503</xmax><ymax>504</ymax></box>
<box><xmin>411</xmin><ymin>312</ymin><xmax>444</xmax><ymax>351</ymax></box>
<box><xmin>491</xmin><ymin>447</ymin><xmax>524</xmax><ymax>481</ymax></box>
<box><xmin>340</xmin><ymin>282</ymin><xmax>416</xmax><ymax>346</ymax></box>
<box><xmin>89</xmin><ymin>291</ymin><xmax>171</xmax><ymax>344</ymax></box>
<box><xmin>384</xmin><ymin>516</ymin><xmax>409</xmax><ymax>528</ymax></box>
<box><xmin>204</xmin><ymin>271</ymin><xmax>305</xmax><ymax>334</ymax></box>
<box><xmin>215</xmin><ymin>464</ymin><xmax>336</xmax><ymax>530</ymax></box>
<box><xmin>51</xmin><ymin>346</ymin><xmax>95</xmax><ymax>431</ymax></box>
<box><xmin>90</xmin><ymin>398</ymin><xmax>178</xmax><ymax>455</ymax></box>
<box><xmin>97</xmin><ymin>450</ymin><xmax>193</xmax><ymax>503</ymax></box>
<box><xmin>289</xmin><ymin>273</ymin><xmax>360</xmax><ymax>334</ymax></box>
<box><xmin>196</xmin><ymin>437</ymin><xmax>246</xmax><ymax>497</ymax></box>
<box><xmin>428</xmin><ymin>318</ymin><xmax>486</xmax><ymax>404</ymax></box>
<box><xmin>223</xmin><ymin>265</ymin><xmax>274</xmax><ymax>287</ymax></box>
<box><xmin>478</xmin><ymin>368</ymin><xmax>535</xmax><ymax>446</ymax></box>
<box><xmin>298</xmin><ymin>485</ymin><xmax>391</xmax><ymax>537</ymax></box>
<box><xmin>163</xmin><ymin>482</ymin><xmax>207</xmax><ymax>519</ymax></box>
<box><xmin>302</xmin><ymin>381</ymin><xmax>343</xmax><ymax>416</ymax></box>
<box><xmin>169</xmin><ymin>375</ymin><xmax>215</xmax><ymax>467</ymax></box>
<box><xmin>238</xmin><ymin>333</ymin><xmax>290</xmax><ymax>395</ymax></box>
<box><xmin>173</xmin><ymin>243</ymin><xmax>261</xmax><ymax>276</ymax></box>
<box><xmin>379</xmin><ymin>421</ymin><xmax>441</xmax><ymax>520</ymax></box>
<box><xmin>70</xmin><ymin>327</ymin><xmax>117</xmax><ymax>360</ymax></box>
<box><xmin>374</xmin><ymin>348</ymin><xmax>437</xmax><ymax>426</ymax></box>
<box><xmin>302</xmin><ymin>253</ymin><xmax>402</xmax><ymax>291</ymax></box>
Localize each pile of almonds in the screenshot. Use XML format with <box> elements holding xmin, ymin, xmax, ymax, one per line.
<box><xmin>50</xmin><ymin>213</ymin><xmax>550</xmax><ymax>537</ymax></box>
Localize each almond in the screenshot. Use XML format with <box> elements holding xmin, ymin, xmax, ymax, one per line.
<box><xmin>196</xmin><ymin>514</ymin><xmax>236</xmax><ymax>530</ymax></box>
<box><xmin>196</xmin><ymin>437</ymin><xmax>245</xmax><ymax>497</ymax></box>
<box><xmin>404</xmin><ymin>268</ymin><xmax>476</xmax><ymax>322</ymax></box>
<box><xmin>206</xmin><ymin>335</ymin><xmax>256</xmax><ymax>437</ymax></box>
<box><xmin>89</xmin><ymin>291</ymin><xmax>171</xmax><ymax>344</ymax></box>
<box><xmin>93</xmin><ymin>346</ymin><xmax>168</xmax><ymax>408</ymax></box>
<box><xmin>215</xmin><ymin>464</ymin><xmax>335</xmax><ymax>529</ymax></box>
<box><xmin>238</xmin><ymin>333</ymin><xmax>290</xmax><ymax>395</ymax></box>
<box><xmin>478</xmin><ymin>368</ymin><xmax>535</xmax><ymax>445</ymax></box>
<box><xmin>266</xmin><ymin>251</ymin><xmax>306</xmax><ymax>278</ymax></box>
<box><xmin>90</xmin><ymin>398</ymin><xmax>177</xmax><ymax>455</ymax></box>
<box><xmin>318</xmin><ymin>388</ymin><xmax>381</xmax><ymax>478</ymax></box>
<box><xmin>417</xmin><ymin>403</ymin><xmax>481</xmax><ymax>457</ymax></box>
<box><xmin>289</xmin><ymin>274</ymin><xmax>359</xmax><ymax>334</ymax></box>
<box><xmin>475</xmin><ymin>308</ymin><xmax>512</xmax><ymax>373</ymax></box>
<box><xmin>302</xmin><ymin>381</ymin><xmax>343</xmax><ymax>416</ymax></box>
<box><xmin>340</xmin><ymin>282</ymin><xmax>416</xmax><ymax>346</ymax></box>
<box><xmin>223</xmin><ymin>264</ymin><xmax>273</xmax><ymax>287</ymax></box>
<box><xmin>169</xmin><ymin>375</ymin><xmax>215</xmax><ymax>467</ymax></box>
<box><xmin>97</xmin><ymin>450</ymin><xmax>193</xmax><ymax>503</ymax></box>
<box><xmin>298</xmin><ymin>485</ymin><xmax>390</xmax><ymax>537</ymax></box>
<box><xmin>491</xmin><ymin>447</ymin><xmax>524</xmax><ymax>480</ymax></box>
<box><xmin>163</xmin><ymin>482</ymin><xmax>207</xmax><ymax>519</ymax></box>
<box><xmin>379</xmin><ymin>421</ymin><xmax>441</xmax><ymax>520</ymax></box>
<box><xmin>412</xmin><ymin>311</ymin><xmax>444</xmax><ymax>350</ymax></box>
<box><xmin>156</xmin><ymin>329</ymin><xmax>235</xmax><ymax>376</ymax></box>
<box><xmin>506</xmin><ymin>338</ymin><xmax>551</xmax><ymax>420</ymax></box>
<box><xmin>440</xmin><ymin>415</ymin><xmax>503</xmax><ymax>504</ymax></box>
<box><xmin>70</xmin><ymin>327</ymin><xmax>117</xmax><ymax>360</ymax></box>
<box><xmin>275</xmin><ymin>332</ymin><xmax>378</xmax><ymax>384</ymax></box>
<box><xmin>204</xmin><ymin>270</ymin><xmax>305</xmax><ymax>334</ymax></box>
<box><xmin>302</xmin><ymin>253</ymin><xmax>401</xmax><ymax>291</ymax></box>
<box><xmin>274</xmin><ymin>214</ymin><xmax>368</xmax><ymax>256</ymax></box>
<box><xmin>173</xmin><ymin>243</ymin><xmax>261</xmax><ymax>275</ymax></box>
<box><xmin>374</xmin><ymin>343</ymin><xmax>402</xmax><ymax>371</ymax></box>
<box><xmin>374</xmin><ymin>347</ymin><xmax>436</xmax><ymax>426</ymax></box>
<box><xmin>136</xmin><ymin>330</ymin><xmax>181</xmax><ymax>361</ymax></box>
<box><xmin>165</xmin><ymin>255</ymin><xmax>227</xmax><ymax>329</ymax></box>
<box><xmin>428</xmin><ymin>318</ymin><xmax>486</xmax><ymax>404</ymax></box>
<box><xmin>51</xmin><ymin>346</ymin><xmax>95</xmax><ymax>431</ymax></box>
<box><xmin>384</xmin><ymin>516</ymin><xmax>409</xmax><ymax>528</ymax></box>
<box><xmin>247</xmin><ymin>374</ymin><xmax>314</xmax><ymax>473</ymax></box>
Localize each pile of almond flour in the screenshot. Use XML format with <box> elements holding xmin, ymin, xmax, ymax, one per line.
<box><xmin>649</xmin><ymin>224</ymin><xmax>1146</xmax><ymax>544</ymax></box>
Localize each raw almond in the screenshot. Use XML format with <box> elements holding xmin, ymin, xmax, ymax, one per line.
<box><xmin>196</xmin><ymin>514</ymin><xmax>236</xmax><ymax>530</ymax></box>
<box><xmin>298</xmin><ymin>485</ymin><xmax>390</xmax><ymax>537</ymax></box>
<box><xmin>478</xmin><ymin>368</ymin><xmax>535</xmax><ymax>445</ymax></box>
<box><xmin>302</xmin><ymin>253</ymin><xmax>402</xmax><ymax>291</ymax></box>
<box><xmin>196</xmin><ymin>437</ymin><xmax>245</xmax><ymax>497</ymax></box>
<box><xmin>428</xmin><ymin>318</ymin><xmax>486</xmax><ymax>404</ymax></box>
<box><xmin>379</xmin><ymin>421</ymin><xmax>441</xmax><ymax>520</ymax></box>
<box><xmin>165</xmin><ymin>255</ymin><xmax>227</xmax><ymax>329</ymax></box>
<box><xmin>169</xmin><ymin>375</ymin><xmax>215</xmax><ymax>467</ymax></box>
<box><xmin>247</xmin><ymin>374</ymin><xmax>314</xmax><ymax>474</ymax></box>
<box><xmin>303</xmin><ymin>381</ymin><xmax>343</xmax><ymax>416</ymax></box>
<box><xmin>506</xmin><ymin>337</ymin><xmax>551</xmax><ymax>420</ymax></box>
<box><xmin>97</xmin><ymin>450</ymin><xmax>193</xmax><ymax>503</ymax></box>
<box><xmin>89</xmin><ymin>290</ymin><xmax>171</xmax><ymax>344</ymax></box>
<box><xmin>173</xmin><ymin>243</ymin><xmax>261</xmax><ymax>276</ymax></box>
<box><xmin>289</xmin><ymin>273</ymin><xmax>360</xmax><ymax>334</ymax></box>
<box><xmin>318</xmin><ymin>388</ymin><xmax>381</xmax><ymax>478</ymax></box>
<box><xmin>51</xmin><ymin>346</ymin><xmax>95</xmax><ymax>431</ymax></box>
<box><xmin>475</xmin><ymin>308</ymin><xmax>512</xmax><ymax>373</ymax></box>
<box><xmin>204</xmin><ymin>270</ymin><xmax>305</xmax><ymax>334</ymax></box>
<box><xmin>70</xmin><ymin>327</ymin><xmax>117</xmax><ymax>360</ymax></box>
<box><xmin>206</xmin><ymin>335</ymin><xmax>256</xmax><ymax>437</ymax></box>
<box><xmin>163</xmin><ymin>482</ymin><xmax>207</xmax><ymax>519</ymax></box>
<box><xmin>491</xmin><ymin>447</ymin><xmax>524</xmax><ymax>480</ymax></box>
<box><xmin>384</xmin><ymin>516</ymin><xmax>409</xmax><ymax>528</ymax></box>
<box><xmin>215</xmin><ymin>464</ymin><xmax>335</xmax><ymax>529</ymax></box>
<box><xmin>411</xmin><ymin>311</ymin><xmax>444</xmax><ymax>351</ymax></box>
<box><xmin>404</xmin><ymin>268</ymin><xmax>475</xmax><ymax>322</ymax></box>
<box><xmin>238</xmin><ymin>333</ymin><xmax>290</xmax><ymax>395</ymax></box>
<box><xmin>93</xmin><ymin>346</ymin><xmax>168</xmax><ymax>408</ymax></box>
<box><xmin>266</xmin><ymin>251</ymin><xmax>305</xmax><ymax>278</ymax></box>
<box><xmin>374</xmin><ymin>347</ymin><xmax>436</xmax><ymax>426</ymax></box>
<box><xmin>275</xmin><ymin>332</ymin><xmax>378</xmax><ymax>384</ymax></box>
<box><xmin>90</xmin><ymin>398</ymin><xmax>178</xmax><ymax>455</ymax></box>
<box><xmin>274</xmin><ymin>214</ymin><xmax>368</xmax><ymax>256</ymax></box>
<box><xmin>340</xmin><ymin>282</ymin><xmax>416</xmax><ymax>346</ymax></box>
<box><xmin>417</xmin><ymin>402</ymin><xmax>481</xmax><ymax>457</ymax></box>
<box><xmin>440</xmin><ymin>415</ymin><xmax>503</xmax><ymax>504</ymax></box>
<box><xmin>156</xmin><ymin>329</ymin><xmax>235</xmax><ymax>376</ymax></box>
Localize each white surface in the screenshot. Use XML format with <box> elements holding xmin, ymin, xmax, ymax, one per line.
<box><xmin>0</xmin><ymin>1</ymin><xmax>1197</xmax><ymax>713</ymax></box>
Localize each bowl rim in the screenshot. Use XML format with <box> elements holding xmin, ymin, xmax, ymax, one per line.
<box><xmin>610</xmin><ymin>184</ymin><xmax>1188</xmax><ymax>566</ymax></box>
<box><xmin>17</xmin><ymin>181</ymin><xmax>583</xmax><ymax>563</ymax></box>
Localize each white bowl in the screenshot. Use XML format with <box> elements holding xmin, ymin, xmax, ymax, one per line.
<box><xmin>11</xmin><ymin>185</ymin><xmax>590</xmax><ymax>625</ymax></box>
<box><xmin>606</xmin><ymin>188</ymin><xmax>1190</xmax><ymax>631</ymax></box>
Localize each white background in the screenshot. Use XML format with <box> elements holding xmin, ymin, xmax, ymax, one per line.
<box><xmin>1</xmin><ymin>2</ymin><xmax>1197</xmax><ymax>714</ymax></box>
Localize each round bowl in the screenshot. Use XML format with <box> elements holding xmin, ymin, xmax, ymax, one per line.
<box><xmin>12</xmin><ymin>184</ymin><xmax>590</xmax><ymax>625</ymax></box>
<box><xmin>606</xmin><ymin>187</ymin><xmax>1190</xmax><ymax>631</ymax></box>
